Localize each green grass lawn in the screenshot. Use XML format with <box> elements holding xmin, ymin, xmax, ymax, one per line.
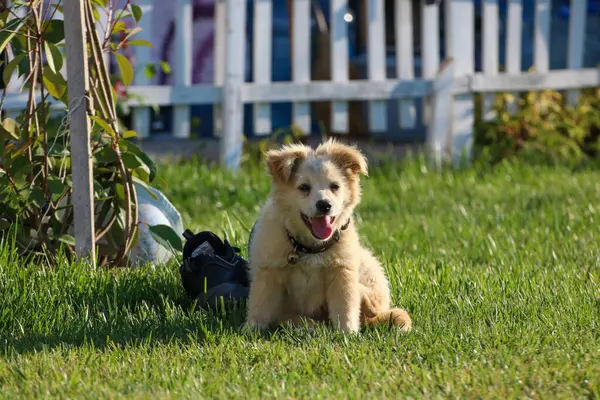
<box><xmin>1</xmin><ymin>158</ymin><xmax>599</xmax><ymax>398</ymax></box>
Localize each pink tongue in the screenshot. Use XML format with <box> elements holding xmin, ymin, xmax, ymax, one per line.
<box><xmin>311</xmin><ymin>216</ymin><xmax>333</xmax><ymax>240</ymax></box>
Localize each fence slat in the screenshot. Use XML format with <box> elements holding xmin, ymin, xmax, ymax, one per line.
<box><xmin>253</xmin><ymin>0</ymin><xmax>273</xmax><ymax>136</ymax></box>
<box><xmin>482</xmin><ymin>0</ymin><xmax>499</xmax><ymax>120</ymax></box>
<box><xmin>505</xmin><ymin>0</ymin><xmax>522</xmax><ymax>113</ymax></box>
<box><xmin>292</xmin><ymin>0</ymin><xmax>311</xmax><ymax>134</ymax></box>
<box><xmin>94</xmin><ymin>6</ymin><xmax>110</xmax><ymax>74</ymax></box>
<box><xmin>450</xmin><ymin>0</ymin><xmax>474</xmax><ymax>164</ymax></box>
<box><xmin>534</xmin><ymin>0</ymin><xmax>551</xmax><ymax>74</ymax></box>
<box><xmin>64</xmin><ymin>0</ymin><xmax>96</xmax><ymax>263</ymax></box>
<box><xmin>330</xmin><ymin>0</ymin><xmax>349</xmax><ymax>133</ymax></box>
<box><xmin>567</xmin><ymin>0</ymin><xmax>588</xmax><ymax>106</ymax></box>
<box><xmin>468</xmin><ymin>69</ymin><xmax>600</xmax><ymax>92</ymax></box>
<box><xmin>221</xmin><ymin>0</ymin><xmax>247</xmax><ymax>170</ymax></box>
<box><xmin>132</xmin><ymin>0</ymin><xmax>153</xmax><ymax>139</ymax></box>
<box><xmin>213</xmin><ymin>0</ymin><xmax>226</xmax><ymax>137</ymax></box>
<box><xmin>444</xmin><ymin>0</ymin><xmax>452</xmax><ymax>59</ymax></box>
<box><xmin>427</xmin><ymin>59</ymin><xmax>454</xmax><ymax>167</ymax></box>
<box><xmin>395</xmin><ymin>0</ymin><xmax>415</xmax><ymax>129</ymax></box>
<box><xmin>173</xmin><ymin>0</ymin><xmax>193</xmax><ymax>139</ymax></box>
<box><xmin>367</xmin><ymin>0</ymin><xmax>387</xmax><ymax>133</ymax></box>
<box><xmin>421</xmin><ymin>0</ymin><xmax>439</xmax><ymax>125</ymax></box>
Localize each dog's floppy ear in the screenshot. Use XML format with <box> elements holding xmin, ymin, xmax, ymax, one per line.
<box><xmin>317</xmin><ymin>139</ymin><xmax>368</xmax><ymax>176</ymax></box>
<box><xmin>265</xmin><ymin>144</ymin><xmax>309</xmax><ymax>183</ymax></box>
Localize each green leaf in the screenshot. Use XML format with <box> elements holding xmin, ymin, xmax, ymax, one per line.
<box><xmin>42</xmin><ymin>68</ymin><xmax>67</xmax><ymax>100</ymax></box>
<box><xmin>92</xmin><ymin>6</ymin><xmax>101</xmax><ymax>22</ymax></box>
<box><xmin>132</xmin><ymin>166</ymin><xmax>150</xmax><ymax>182</ymax></box>
<box><xmin>127</xmin><ymin>39</ymin><xmax>154</xmax><ymax>48</ymax></box>
<box><xmin>114</xmin><ymin>183</ymin><xmax>125</xmax><ymax>202</ymax></box>
<box><xmin>42</xmin><ymin>20</ymin><xmax>65</xmax><ymax>44</ymax></box>
<box><xmin>113</xmin><ymin>10</ymin><xmax>132</xmax><ymax>22</ymax></box>
<box><xmin>47</xmin><ymin>178</ymin><xmax>65</xmax><ymax>196</ymax></box>
<box><xmin>0</xmin><ymin>118</ymin><xmax>19</xmax><ymax>140</ymax></box>
<box><xmin>91</xmin><ymin>0</ymin><xmax>108</xmax><ymax>7</ymax></box>
<box><xmin>90</xmin><ymin>116</ymin><xmax>117</xmax><ymax>138</ymax></box>
<box><xmin>2</xmin><ymin>53</ymin><xmax>26</xmax><ymax>87</ymax></box>
<box><xmin>0</xmin><ymin>218</ymin><xmax>11</xmax><ymax>231</ymax></box>
<box><xmin>144</xmin><ymin>64</ymin><xmax>157</xmax><ymax>79</ymax></box>
<box><xmin>160</xmin><ymin>61</ymin><xmax>171</xmax><ymax>75</ymax></box>
<box><xmin>48</xmin><ymin>142</ymin><xmax>69</xmax><ymax>157</ymax></box>
<box><xmin>30</xmin><ymin>187</ymin><xmax>45</xmax><ymax>209</ymax></box>
<box><xmin>129</xmin><ymin>4</ymin><xmax>143</xmax><ymax>22</ymax></box>
<box><xmin>148</xmin><ymin>224</ymin><xmax>182</xmax><ymax>252</ymax></box>
<box><xmin>44</xmin><ymin>41</ymin><xmax>63</xmax><ymax>73</ymax></box>
<box><xmin>111</xmin><ymin>21</ymin><xmax>127</xmax><ymax>34</ymax></box>
<box><xmin>121</xmin><ymin>152</ymin><xmax>144</xmax><ymax>169</ymax></box>
<box><xmin>58</xmin><ymin>234</ymin><xmax>76</xmax><ymax>247</ymax></box>
<box><xmin>114</xmin><ymin>52</ymin><xmax>134</xmax><ymax>86</ymax></box>
<box><xmin>122</xmin><ymin>130</ymin><xmax>137</xmax><ymax>139</ymax></box>
<box><xmin>0</xmin><ymin>18</ymin><xmax>22</xmax><ymax>54</ymax></box>
<box><xmin>119</xmin><ymin>140</ymin><xmax>157</xmax><ymax>182</ymax></box>
<box><xmin>106</xmin><ymin>206</ymin><xmax>126</xmax><ymax>249</ymax></box>
<box><xmin>132</xmin><ymin>176</ymin><xmax>158</xmax><ymax>200</ymax></box>
<box><xmin>122</xmin><ymin>27</ymin><xmax>143</xmax><ymax>43</ymax></box>
<box><xmin>94</xmin><ymin>147</ymin><xmax>118</xmax><ymax>164</ymax></box>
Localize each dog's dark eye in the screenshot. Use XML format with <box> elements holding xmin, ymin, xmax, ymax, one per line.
<box><xmin>330</xmin><ymin>183</ymin><xmax>340</xmax><ymax>192</ymax></box>
<box><xmin>298</xmin><ymin>184</ymin><xmax>311</xmax><ymax>193</ymax></box>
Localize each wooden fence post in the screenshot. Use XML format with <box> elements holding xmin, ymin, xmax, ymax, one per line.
<box><xmin>427</xmin><ymin>58</ymin><xmax>454</xmax><ymax>168</ymax></box>
<box><xmin>567</xmin><ymin>0</ymin><xmax>587</xmax><ymax>106</ymax></box>
<box><xmin>213</xmin><ymin>0</ymin><xmax>226</xmax><ymax>138</ymax></box>
<box><xmin>173</xmin><ymin>0</ymin><xmax>193</xmax><ymax>139</ymax></box>
<box><xmin>420</xmin><ymin>0</ymin><xmax>439</xmax><ymax>125</ymax></box>
<box><xmin>220</xmin><ymin>0</ymin><xmax>247</xmax><ymax>170</ymax></box>
<box><xmin>133</xmin><ymin>0</ymin><xmax>153</xmax><ymax>139</ymax></box>
<box><xmin>291</xmin><ymin>0</ymin><xmax>311</xmax><ymax>134</ymax></box>
<box><xmin>482</xmin><ymin>0</ymin><xmax>499</xmax><ymax>120</ymax></box>
<box><xmin>330</xmin><ymin>0</ymin><xmax>349</xmax><ymax>133</ymax></box>
<box><xmin>449</xmin><ymin>0</ymin><xmax>474</xmax><ymax>165</ymax></box>
<box><xmin>253</xmin><ymin>0</ymin><xmax>273</xmax><ymax>135</ymax></box>
<box><xmin>367</xmin><ymin>0</ymin><xmax>387</xmax><ymax>133</ymax></box>
<box><xmin>63</xmin><ymin>0</ymin><xmax>96</xmax><ymax>263</ymax></box>
<box><xmin>395</xmin><ymin>0</ymin><xmax>416</xmax><ymax>129</ymax></box>
<box><xmin>505</xmin><ymin>0</ymin><xmax>522</xmax><ymax>114</ymax></box>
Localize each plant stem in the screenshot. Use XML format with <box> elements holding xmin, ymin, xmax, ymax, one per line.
<box><xmin>35</xmin><ymin>4</ymin><xmax>50</xmax><ymax>197</ymax></box>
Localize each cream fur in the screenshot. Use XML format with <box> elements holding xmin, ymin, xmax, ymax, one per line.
<box><xmin>244</xmin><ymin>139</ymin><xmax>412</xmax><ymax>333</ymax></box>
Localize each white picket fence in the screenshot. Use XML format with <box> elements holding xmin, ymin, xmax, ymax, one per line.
<box><xmin>3</xmin><ymin>0</ymin><xmax>600</xmax><ymax>169</ymax></box>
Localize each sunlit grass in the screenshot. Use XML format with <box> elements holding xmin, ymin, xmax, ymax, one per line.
<box><xmin>1</xmin><ymin>158</ymin><xmax>599</xmax><ymax>398</ymax></box>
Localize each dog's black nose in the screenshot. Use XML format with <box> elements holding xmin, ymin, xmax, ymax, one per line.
<box><xmin>316</xmin><ymin>200</ymin><xmax>332</xmax><ymax>215</ymax></box>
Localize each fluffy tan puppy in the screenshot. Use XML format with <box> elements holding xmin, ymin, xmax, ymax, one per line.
<box><xmin>244</xmin><ymin>139</ymin><xmax>412</xmax><ymax>333</ymax></box>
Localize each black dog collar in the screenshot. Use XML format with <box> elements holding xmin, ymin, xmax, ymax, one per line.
<box><xmin>286</xmin><ymin>219</ymin><xmax>350</xmax><ymax>264</ymax></box>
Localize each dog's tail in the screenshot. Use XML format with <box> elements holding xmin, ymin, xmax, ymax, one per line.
<box><xmin>365</xmin><ymin>308</ymin><xmax>412</xmax><ymax>332</ymax></box>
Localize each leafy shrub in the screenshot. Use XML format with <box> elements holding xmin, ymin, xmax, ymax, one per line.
<box><xmin>474</xmin><ymin>88</ymin><xmax>600</xmax><ymax>165</ymax></box>
<box><xmin>0</xmin><ymin>0</ymin><xmax>178</xmax><ymax>266</ymax></box>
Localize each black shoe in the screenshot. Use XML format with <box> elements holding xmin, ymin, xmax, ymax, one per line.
<box><xmin>179</xmin><ymin>229</ymin><xmax>250</xmax><ymax>306</ymax></box>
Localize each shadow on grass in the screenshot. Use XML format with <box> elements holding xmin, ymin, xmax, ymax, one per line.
<box><xmin>2</xmin><ymin>271</ymin><xmax>251</xmax><ymax>355</ymax></box>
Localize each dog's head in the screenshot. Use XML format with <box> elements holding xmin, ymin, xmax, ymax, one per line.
<box><xmin>265</xmin><ymin>139</ymin><xmax>368</xmax><ymax>243</ymax></box>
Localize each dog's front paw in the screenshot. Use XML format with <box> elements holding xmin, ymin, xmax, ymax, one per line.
<box><xmin>242</xmin><ymin>319</ymin><xmax>269</xmax><ymax>332</ymax></box>
<box><xmin>329</xmin><ymin>314</ymin><xmax>360</xmax><ymax>334</ymax></box>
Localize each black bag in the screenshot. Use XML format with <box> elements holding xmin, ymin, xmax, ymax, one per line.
<box><xmin>179</xmin><ymin>229</ymin><xmax>250</xmax><ymax>306</ymax></box>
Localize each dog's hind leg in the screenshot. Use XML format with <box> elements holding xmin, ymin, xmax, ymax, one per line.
<box><xmin>359</xmin><ymin>250</ymin><xmax>412</xmax><ymax>332</ymax></box>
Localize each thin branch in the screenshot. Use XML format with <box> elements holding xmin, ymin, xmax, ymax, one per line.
<box><xmin>34</xmin><ymin>3</ymin><xmax>50</xmax><ymax>197</ymax></box>
<box><xmin>0</xmin><ymin>166</ymin><xmax>19</xmax><ymax>191</ymax></box>
<box><xmin>42</xmin><ymin>0</ymin><xmax>62</xmax><ymax>25</ymax></box>
<box><xmin>0</xmin><ymin>83</ymin><xmax>7</xmax><ymax>113</ymax></box>
<box><xmin>84</xmin><ymin>0</ymin><xmax>118</xmax><ymax>124</ymax></box>
<box><xmin>0</xmin><ymin>29</ymin><xmax>37</xmax><ymax>39</ymax></box>
<box><xmin>114</xmin><ymin>152</ymin><xmax>133</xmax><ymax>263</ymax></box>
<box><xmin>23</xmin><ymin>28</ymin><xmax>38</xmax><ymax>164</ymax></box>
